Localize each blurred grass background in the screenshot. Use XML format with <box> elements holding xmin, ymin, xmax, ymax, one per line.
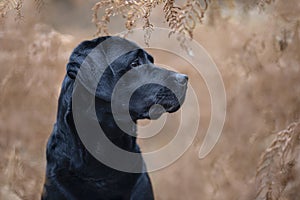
<box><xmin>0</xmin><ymin>0</ymin><xmax>300</xmax><ymax>199</ymax></box>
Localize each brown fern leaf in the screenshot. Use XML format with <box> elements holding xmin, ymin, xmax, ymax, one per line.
<box><xmin>93</xmin><ymin>0</ymin><xmax>119</xmax><ymax>35</ymax></box>
<box><xmin>0</xmin><ymin>0</ymin><xmax>23</xmax><ymax>20</ymax></box>
<box><xmin>163</xmin><ymin>0</ymin><xmax>208</xmax><ymax>52</ymax></box>
<box><xmin>164</xmin><ymin>0</ymin><xmax>208</xmax><ymax>38</ymax></box>
<box><xmin>255</xmin><ymin>121</ymin><xmax>300</xmax><ymax>200</ymax></box>
<box><xmin>34</xmin><ymin>0</ymin><xmax>44</xmax><ymax>12</ymax></box>
<box><xmin>92</xmin><ymin>0</ymin><xmax>208</xmax><ymax>47</ymax></box>
<box><xmin>180</xmin><ymin>0</ymin><xmax>208</xmax><ymax>38</ymax></box>
<box><xmin>0</xmin><ymin>0</ymin><xmax>16</xmax><ymax>18</ymax></box>
<box><xmin>163</xmin><ymin>0</ymin><xmax>181</xmax><ymax>35</ymax></box>
<box><xmin>93</xmin><ymin>0</ymin><xmax>163</xmax><ymax>37</ymax></box>
<box><xmin>258</xmin><ymin>0</ymin><xmax>275</xmax><ymax>10</ymax></box>
<box><xmin>14</xmin><ymin>0</ymin><xmax>23</xmax><ymax>21</ymax></box>
<box><xmin>140</xmin><ymin>1</ymin><xmax>163</xmax><ymax>46</ymax></box>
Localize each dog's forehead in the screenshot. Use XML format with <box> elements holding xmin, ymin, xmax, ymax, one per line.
<box><xmin>100</xmin><ymin>36</ymin><xmax>141</xmax><ymax>57</ymax></box>
<box><xmin>75</xmin><ymin>37</ymin><xmax>147</xmax><ymax>99</ymax></box>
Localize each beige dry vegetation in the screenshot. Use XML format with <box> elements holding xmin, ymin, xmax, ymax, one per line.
<box><xmin>0</xmin><ymin>0</ymin><xmax>300</xmax><ymax>200</ymax></box>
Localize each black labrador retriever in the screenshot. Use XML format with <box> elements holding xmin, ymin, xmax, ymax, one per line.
<box><xmin>42</xmin><ymin>36</ymin><xmax>188</xmax><ymax>200</ymax></box>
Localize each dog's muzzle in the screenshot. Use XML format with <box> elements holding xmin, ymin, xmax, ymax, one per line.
<box><xmin>153</xmin><ymin>72</ymin><xmax>188</xmax><ymax>115</ymax></box>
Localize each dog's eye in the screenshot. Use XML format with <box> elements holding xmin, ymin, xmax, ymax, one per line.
<box><xmin>130</xmin><ymin>59</ymin><xmax>140</xmax><ymax>68</ymax></box>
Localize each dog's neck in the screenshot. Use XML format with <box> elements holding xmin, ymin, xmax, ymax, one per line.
<box><xmin>95</xmin><ymin>98</ymin><xmax>138</xmax><ymax>141</ymax></box>
<box><xmin>51</xmin><ymin>77</ymin><xmax>144</xmax><ymax>180</ymax></box>
<box><xmin>71</xmin><ymin>84</ymin><xmax>138</xmax><ymax>152</ymax></box>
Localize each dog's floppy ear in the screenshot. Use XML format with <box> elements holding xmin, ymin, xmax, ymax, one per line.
<box><xmin>67</xmin><ymin>36</ymin><xmax>114</xmax><ymax>101</ymax></box>
<box><xmin>67</xmin><ymin>37</ymin><xmax>111</xmax><ymax>79</ymax></box>
<box><xmin>67</xmin><ymin>36</ymin><xmax>140</xmax><ymax>102</ymax></box>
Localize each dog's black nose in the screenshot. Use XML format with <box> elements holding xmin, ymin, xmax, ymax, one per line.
<box><xmin>175</xmin><ymin>73</ymin><xmax>188</xmax><ymax>85</ymax></box>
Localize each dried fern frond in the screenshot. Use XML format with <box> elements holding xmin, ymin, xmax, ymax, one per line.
<box><xmin>14</xmin><ymin>0</ymin><xmax>23</xmax><ymax>21</ymax></box>
<box><xmin>93</xmin><ymin>1</ymin><xmax>158</xmax><ymax>34</ymax></box>
<box><xmin>92</xmin><ymin>0</ymin><xmax>277</xmax><ymax>48</ymax></box>
<box><xmin>0</xmin><ymin>0</ymin><xmax>23</xmax><ymax>20</ymax></box>
<box><xmin>92</xmin><ymin>0</ymin><xmax>208</xmax><ymax>47</ymax></box>
<box><xmin>34</xmin><ymin>0</ymin><xmax>44</xmax><ymax>12</ymax></box>
<box><xmin>164</xmin><ymin>0</ymin><xmax>208</xmax><ymax>38</ymax></box>
<box><xmin>255</xmin><ymin>121</ymin><xmax>300</xmax><ymax>200</ymax></box>
<box><xmin>0</xmin><ymin>0</ymin><xmax>16</xmax><ymax>18</ymax></box>
<box><xmin>258</xmin><ymin>0</ymin><xmax>275</xmax><ymax>10</ymax></box>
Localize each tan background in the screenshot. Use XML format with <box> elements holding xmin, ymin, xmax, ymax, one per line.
<box><xmin>1</xmin><ymin>0</ymin><xmax>300</xmax><ymax>199</ymax></box>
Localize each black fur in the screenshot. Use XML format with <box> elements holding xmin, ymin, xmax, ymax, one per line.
<box><xmin>42</xmin><ymin>36</ymin><xmax>188</xmax><ymax>200</ymax></box>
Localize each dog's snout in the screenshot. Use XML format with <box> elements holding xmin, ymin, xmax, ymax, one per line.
<box><xmin>175</xmin><ymin>73</ymin><xmax>188</xmax><ymax>85</ymax></box>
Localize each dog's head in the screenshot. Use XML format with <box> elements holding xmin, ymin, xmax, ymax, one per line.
<box><xmin>67</xmin><ymin>36</ymin><xmax>188</xmax><ymax>121</ymax></box>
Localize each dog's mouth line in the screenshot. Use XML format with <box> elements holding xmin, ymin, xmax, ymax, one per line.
<box><xmin>153</xmin><ymin>93</ymin><xmax>186</xmax><ymax>112</ymax></box>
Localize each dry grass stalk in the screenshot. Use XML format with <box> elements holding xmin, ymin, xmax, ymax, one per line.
<box><xmin>256</xmin><ymin>121</ymin><xmax>300</xmax><ymax>200</ymax></box>
<box><xmin>2</xmin><ymin>148</ymin><xmax>25</xmax><ymax>199</ymax></box>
